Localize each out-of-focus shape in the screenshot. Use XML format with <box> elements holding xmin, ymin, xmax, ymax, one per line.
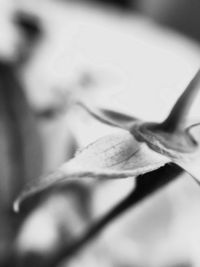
<box><xmin>137</xmin><ymin>0</ymin><xmax>200</xmax><ymax>43</ymax></box>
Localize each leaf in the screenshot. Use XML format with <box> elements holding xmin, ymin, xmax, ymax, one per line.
<box><xmin>14</xmin><ymin>131</ymin><xmax>169</xmax><ymax>212</ymax></box>
<box><xmin>186</xmin><ymin>123</ymin><xmax>200</xmax><ymax>143</ymax></box>
<box><xmin>171</xmin><ymin>123</ymin><xmax>200</xmax><ymax>183</ymax></box>
<box><xmin>77</xmin><ymin>101</ymin><xmax>138</xmax><ymax>130</ymax></box>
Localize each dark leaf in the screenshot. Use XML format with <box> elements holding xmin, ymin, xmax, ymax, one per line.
<box><xmin>77</xmin><ymin>101</ymin><xmax>138</xmax><ymax>130</ymax></box>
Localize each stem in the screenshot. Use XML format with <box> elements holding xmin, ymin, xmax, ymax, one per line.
<box><xmin>0</xmin><ymin>61</ymin><xmax>43</xmax><ymax>267</ymax></box>
<box><xmin>0</xmin><ymin>62</ymin><xmax>42</xmax><ymax>208</ymax></box>
<box><xmin>161</xmin><ymin>69</ymin><xmax>200</xmax><ymax>132</ymax></box>
<box><xmin>44</xmin><ymin>164</ymin><xmax>183</xmax><ymax>267</ymax></box>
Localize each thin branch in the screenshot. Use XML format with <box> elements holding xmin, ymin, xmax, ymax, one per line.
<box><xmin>44</xmin><ymin>164</ymin><xmax>183</xmax><ymax>267</ymax></box>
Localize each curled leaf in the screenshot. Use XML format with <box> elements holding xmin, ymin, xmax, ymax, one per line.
<box><xmin>172</xmin><ymin>124</ymin><xmax>200</xmax><ymax>182</ymax></box>
<box><xmin>186</xmin><ymin>123</ymin><xmax>200</xmax><ymax>143</ymax></box>
<box><xmin>77</xmin><ymin>101</ymin><xmax>138</xmax><ymax>130</ymax></box>
<box><xmin>14</xmin><ymin>131</ymin><xmax>169</xmax><ymax>212</ymax></box>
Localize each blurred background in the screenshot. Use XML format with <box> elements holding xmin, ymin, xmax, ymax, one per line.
<box><xmin>1</xmin><ymin>0</ymin><xmax>200</xmax><ymax>266</ymax></box>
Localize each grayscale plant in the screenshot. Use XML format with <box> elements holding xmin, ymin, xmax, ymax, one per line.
<box><xmin>14</xmin><ymin>68</ymin><xmax>200</xmax><ymax>266</ymax></box>
<box><xmin>15</xmin><ymin>68</ymin><xmax>200</xmax><ymax>209</ymax></box>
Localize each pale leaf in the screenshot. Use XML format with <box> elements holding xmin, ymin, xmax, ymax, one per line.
<box><xmin>14</xmin><ymin>131</ymin><xmax>169</xmax><ymax>211</ymax></box>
